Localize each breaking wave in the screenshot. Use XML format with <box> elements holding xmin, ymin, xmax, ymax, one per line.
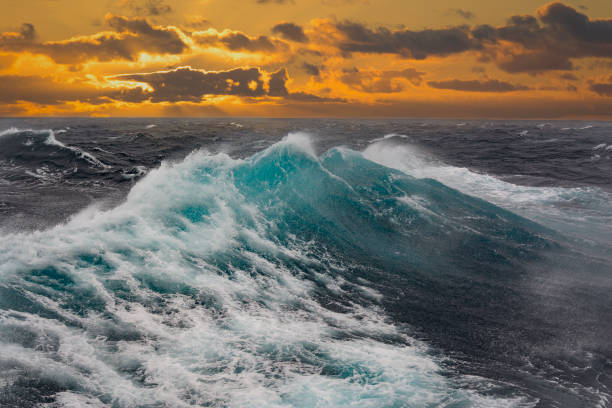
<box><xmin>0</xmin><ymin>132</ymin><xmax>593</xmax><ymax>407</ymax></box>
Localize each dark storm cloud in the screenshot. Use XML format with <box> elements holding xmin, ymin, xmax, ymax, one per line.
<box><xmin>428</xmin><ymin>79</ymin><xmax>530</xmax><ymax>92</ymax></box>
<box><xmin>268</xmin><ymin>68</ymin><xmax>289</xmax><ymax>96</ymax></box>
<box><xmin>334</xmin><ymin>21</ymin><xmax>478</xmax><ymax>59</ymax></box>
<box><xmin>538</xmin><ymin>2</ymin><xmax>612</xmax><ymax>42</ymax></box>
<box><xmin>474</xmin><ymin>2</ymin><xmax>612</xmax><ymax>72</ymax></box>
<box><xmin>0</xmin><ymin>23</ymin><xmax>37</xmax><ymax>49</ymax></box>
<box><xmin>0</xmin><ymin>75</ymin><xmax>143</xmax><ymax>105</ymax></box>
<box><xmin>112</xmin><ymin>66</ymin><xmax>269</xmax><ymax>101</ymax></box>
<box><xmin>324</xmin><ymin>3</ymin><xmax>612</xmax><ymax>72</ymax></box>
<box><xmin>496</xmin><ymin>50</ymin><xmax>574</xmax><ymax>73</ymax></box>
<box><xmin>590</xmin><ymin>78</ymin><xmax>612</xmax><ymax>96</ymax></box>
<box><xmin>0</xmin><ymin>15</ymin><xmax>187</xmax><ymax>64</ymax></box>
<box><xmin>560</xmin><ymin>73</ymin><xmax>579</xmax><ymax>81</ymax></box>
<box><xmin>0</xmin><ymin>66</ymin><xmax>340</xmax><ymax>106</ymax></box>
<box><xmin>193</xmin><ymin>31</ymin><xmax>285</xmax><ymax>53</ymax></box>
<box><xmin>449</xmin><ymin>9</ymin><xmax>475</xmax><ymax>21</ymax></box>
<box><xmin>272</xmin><ymin>22</ymin><xmax>308</xmax><ymax>42</ymax></box>
<box><xmin>119</xmin><ymin>0</ymin><xmax>173</xmax><ymax>16</ymax></box>
<box><xmin>302</xmin><ymin>62</ymin><xmax>321</xmax><ymax>76</ymax></box>
<box><xmin>340</xmin><ymin>68</ymin><xmax>425</xmax><ymax>93</ymax></box>
<box><xmin>111</xmin><ymin>66</ymin><xmax>338</xmax><ymax>103</ymax></box>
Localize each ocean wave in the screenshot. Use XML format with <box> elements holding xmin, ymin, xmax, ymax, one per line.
<box><xmin>0</xmin><ymin>128</ymin><xmax>110</xmax><ymax>170</ymax></box>
<box><xmin>362</xmin><ymin>140</ymin><xmax>612</xmax><ymax>241</ymax></box>
<box><xmin>0</xmin><ymin>133</ymin><xmax>540</xmax><ymax>407</ymax></box>
<box><xmin>44</xmin><ymin>130</ymin><xmax>110</xmax><ymax>169</ymax></box>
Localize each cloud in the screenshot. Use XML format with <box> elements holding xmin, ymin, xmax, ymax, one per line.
<box><xmin>316</xmin><ymin>3</ymin><xmax>612</xmax><ymax>72</ymax></box>
<box><xmin>268</xmin><ymin>67</ymin><xmax>289</xmax><ymax>96</ymax></box>
<box><xmin>495</xmin><ymin>50</ymin><xmax>574</xmax><ymax>73</ymax></box>
<box><xmin>560</xmin><ymin>72</ymin><xmax>579</xmax><ymax>80</ymax></box>
<box><xmin>537</xmin><ymin>2</ymin><xmax>612</xmax><ymax>43</ymax></box>
<box><xmin>193</xmin><ymin>29</ymin><xmax>286</xmax><ymax>53</ymax></box>
<box><xmin>474</xmin><ymin>2</ymin><xmax>612</xmax><ymax>72</ymax></box>
<box><xmin>0</xmin><ymin>23</ymin><xmax>37</xmax><ymax>49</ymax></box>
<box><xmin>340</xmin><ymin>68</ymin><xmax>424</xmax><ymax>93</ymax></box>
<box><xmin>428</xmin><ymin>79</ymin><xmax>530</xmax><ymax>92</ymax></box>
<box><xmin>302</xmin><ymin>62</ymin><xmax>321</xmax><ymax>76</ymax></box>
<box><xmin>111</xmin><ymin>66</ymin><xmax>269</xmax><ymax>101</ymax></box>
<box><xmin>118</xmin><ymin>0</ymin><xmax>173</xmax><ymax>16</ymax></box>
<box><xmin>332</xmin><ymin>21</ymin><xmax>479</xmax><ymax>59</ymax></box>
<box><xmin>0</xmin><ymin>15</ymin><xmax>188</xmax><ymax>64</ymax></box>
<box><xmin>185</xmin><ymin>16</ymin><xmax>211</xmax><ymax>29</ymax></box>
<box><xmin>0</xmin><ymin>66</ymin><xmax>343</xmax><ymax>107</ymax></box>
<box><xmin>590</xmin><ymin>77</ymin><xmax>612</xmax><ymax>96</ymax></box>
<box><xmin>0</xmin><ymin>75</ymin><xmax>134</xmax><ymax>105</ymax></box>
<box><xmin>450</xmin><ymin>9</ymin><xmax>475</xmax><ymax>20</ymax></box>
<box><xmin>272</xmin><ymin>22</ymin><xmax>308</xmax><ymax>42</ymax></box>
<box><xmin>110</xmin><ymin>66</ymin><xmax>338</xmax><ymax>103</ymax></box>
<box><xmin>285</xmin><ymin>92</ymin><xmax>346</xmax><ymax>102</ymax></box>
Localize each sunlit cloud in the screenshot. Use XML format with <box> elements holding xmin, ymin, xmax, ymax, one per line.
<box><xmin>1</xmin><ymin>1</ymin><xmax>612</xmax><ymax>117</ymax></box>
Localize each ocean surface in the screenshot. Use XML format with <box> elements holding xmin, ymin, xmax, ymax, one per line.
<box><xmin>0</xmin><ymin>118</ymin><xmax>611</xmax><ymax>408</ymax></box>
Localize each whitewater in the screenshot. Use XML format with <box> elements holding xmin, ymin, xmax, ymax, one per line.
<box><xmin>0</xmin><ymin>119</ymin><xmax>611</xmax><ymax>407</ymax></box>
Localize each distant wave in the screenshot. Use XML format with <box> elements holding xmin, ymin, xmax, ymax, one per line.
<box><xmin>0</xmin><ymin>127</ymin><xmax>110</xmax><ymax>169</ymax></box>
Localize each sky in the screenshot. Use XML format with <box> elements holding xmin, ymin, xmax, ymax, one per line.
<box><xmin>1</xmin><ymin>0</ymin><xmax>612</xmax><ymax>118</ymax></box>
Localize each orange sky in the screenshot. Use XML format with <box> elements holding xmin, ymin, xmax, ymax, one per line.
<box><xmin>1</xmin><ymin>0</ymin><xmax>612</xmax><ymax>118</ymax></box>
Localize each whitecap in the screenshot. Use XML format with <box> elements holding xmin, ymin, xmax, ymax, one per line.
<box><xmin>44</xmin><ymin>130</ymin><xmax>110</xmax><ymax>169</ymax></box>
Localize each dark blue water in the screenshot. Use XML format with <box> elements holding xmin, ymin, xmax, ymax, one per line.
<box><xmin>0</xmin><ymin>118</ymin><xmax>611</xmax><ymax>407</ymax></box>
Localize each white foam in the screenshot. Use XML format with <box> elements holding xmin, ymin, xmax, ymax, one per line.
<box><xmin>369</xmin><ymin>133</ymin><xmax>409</xmax><ymax>143</ymax></box>
<box><xmin>265</xmin><ymin>131</ymin><xmax>317</xmax><ymax>158</ymax></box>
<box><xmin>42</xmin><ymin>392</ymin><xmax>110</xmax><ymax>407</ymax></box>
<box><xmin>0</xmin><ymin>127</ymin><xmax>22</xmax><ymax>138</ymax></box>
<box><xmin>361</xmin><ymin>140</ymin><xmax>612</xmax><ymax>239</ymax></box>
<box><xmin>44</xmin><ymin>130</ymin><xmax>110</xmax><ymax>169</ymax></box>
<box><xmin>121</xmin><ymin>165</ymin><xmax>147</xmax><ymax>180</ymax></box>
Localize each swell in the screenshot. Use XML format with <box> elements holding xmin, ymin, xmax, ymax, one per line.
<box><xmin>0</xmin><ymin>132</ymin><xmax>609</xmax><ymax>407</ymax></box>
<box><xmin>363</xmin><ymin>139</ymin><xmax>612</xmax><ymax>248</ymax></box>
<box><xmin>0</xmin><ymin>128</ymin><xmax>112</xmax><ymax>186</ymax></box>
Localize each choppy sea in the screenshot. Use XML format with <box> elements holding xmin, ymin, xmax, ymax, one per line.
<box><xmin>0</xmin><ymin>118</ymin><xmax>611</xmax><ymax>407</ymax></box>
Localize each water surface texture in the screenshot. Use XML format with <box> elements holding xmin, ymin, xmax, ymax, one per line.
<box><xmin>0</xmin><ymin>118</ymin><xmax>611</xmax><ymax>407</ymax></box>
